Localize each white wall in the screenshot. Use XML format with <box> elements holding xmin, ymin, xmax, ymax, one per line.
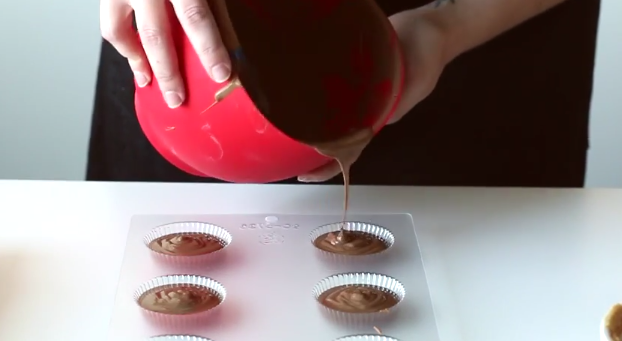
<box><xmin>0</xmin><ymin>0</ymin><xmax>620</xmax><ymax>186</ymax></box>
<box><xmin>0</xmin><ymin>0</ymin><xmax>100</xmax><ymax>180</ymax></box>
<box><xmin>585</xmin><ymin>0</ymin><xmax>622</xmax><ymax>187</ymax></box>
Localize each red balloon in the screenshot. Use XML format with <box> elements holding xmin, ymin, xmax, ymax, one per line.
<box><xmin>134</xmin><ymin>2</ymin><xmax>404</xmax><ymax>183</ymax></box>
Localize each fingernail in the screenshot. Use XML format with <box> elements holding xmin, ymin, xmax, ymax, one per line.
<box><xmin>387</xmin><ymin>115</ymin><xmax>400</xmax><ymax>124</ymax></box>
<box><xmin>298</xmin><ymin>176</ymin><xmax>319</xmax><ymax>183</ymax></box>
<box><xmin>164</xmin><ymin>91</ymin><xmax>183</xmax><ymax>109</ymax></box>
<box><xmin>211</xmin><ymin>64</ymin><xmax>231</xmax><ymax>83</ymax></box>
<box><xmin>134</xmin><ymin>72</ymin><xmax>149</xmax><ymax>87</ymax></box>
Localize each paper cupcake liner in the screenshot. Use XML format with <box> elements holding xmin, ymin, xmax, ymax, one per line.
<box><xmin>148</xmin><ymin>336</ymin><xmax>214</xmax><ymax>341</ymax></box>
<box><xmin>312</xmin><ymin>272</ymin><xmax>405</xmax><ymax>325</ymax></box>
<box><xmin>333</xmin><ymin>335</ymin><xmax>400</xmax><ymax>341</ymax></box>
<box><xmin>134</xmin><ymin>274</ymin><xmax>226</xmax><ymax>328</ymax></box>
<box><xmin>309</xmin><ymin>222</ymin><xmax>395</xmax><ymax>264</ymax></box>
<box><xmin>144</xmin><ymin>222</ymin><xmax>232</xmax><ymax>267</ymax></box>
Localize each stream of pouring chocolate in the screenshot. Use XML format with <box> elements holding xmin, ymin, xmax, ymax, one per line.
<box><xmin>314</xmin><ymin>128</ymin><xmax>374</xmax><ymax>237</ymax></box>
<box><xmin>337</xmin><ymin>158</ymin><xmax>349</xmax><ymax>230</ymax></box>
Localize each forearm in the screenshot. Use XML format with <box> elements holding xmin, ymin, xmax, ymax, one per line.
<box><xmin>425</xmin><ymin>0</ymin><xmax>569</xmax><ymax>61</ymax></box>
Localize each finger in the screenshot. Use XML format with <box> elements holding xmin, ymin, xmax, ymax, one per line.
<box><xmin>298</xmin><ymin>146</ymin><xmax>365</xmax><ymax>182</ymax></box>
<box><xmin>387</xmin><ymin>113</ymin><xmax>402</xmax><ymax>124</ymax></box>
<box><xmin>171</xmin><ymin>0</ymin><xmax>231</xmax><ymax>83</ymax></box>
<box><xmin>100</xmin><ymin>0</ymin><xmax>151</xmax><ymax>87</ymax></box>
<box><xmin>133</xmin><ymin>0</ymin><xmax>185</xmax><ymax>108</ymax></box>
<box><xmin>298</xmin><ymin>160</ymin><xmax>342</xmax><ymax>183</ymax></box>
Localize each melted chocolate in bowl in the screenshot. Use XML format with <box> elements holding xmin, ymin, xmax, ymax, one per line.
<box><xmin>207</xmin><ymin>0</ymin><xmax>400</xmax><ymax>221</ymax></box>
<box><xmin>318</xmin><ymin>285</ymin><xmax>399</xmax><ymax>313</ymax></box>
<box><xmin>223</xmin><ymin>0</ymin><xmax>400</xmax><ymax>145</ymax></box>
<box><xmin>138</xmin><ymin>285</ymin><xmax>222</xmax><ymax>315</ymax></box>
<box><xmin>314</xmin><ymin>230</ymin><xmax>388</xmax><ymax>255</ymax></box>
<box><xmin>148</xmin><ymin>233</ymin><xmax>225</xmax><ymax>256</ymax></box>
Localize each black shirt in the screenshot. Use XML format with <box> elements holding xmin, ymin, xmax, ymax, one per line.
<box><xmin>87</xmin><ymin>0</ymin><xmax>600</xmax><ymax>187</ymax></box>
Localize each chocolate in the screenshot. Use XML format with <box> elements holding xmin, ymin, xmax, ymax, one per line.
<box><xmin>606</xmin><ymin>304</ymin><xmax>622</xmax><ymax>341</ymax></box>
<box><xmin>138</xmin><ymin>285</ymin><xmax>222</xmax><ymax>315</ymax></box>
<box><xmin>314</xmin><ymin>230</ymin><xmax>388</xmax><ymax>255</ymax></box>
<box><xmin>148</xmin><ymin>233</ymin><xmax>225</xmax><ymax>256</ymax></box>
<box><xmin>223</xmin><ymin>0</ymin><xmax>402</xmax><ymax>145</ymax></box>
<box><xmin>318</xmin><ymin>285</ymin><xmax>399</xmax><ymax>313</ymax></box>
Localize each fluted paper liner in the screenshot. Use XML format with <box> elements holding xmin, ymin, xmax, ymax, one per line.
<box><xmin>134</xmin><ymin>274</ymin><xmax>226</xmax><ymax>327</ymax></box>
<box><xmin>144</xmin><ymin>221</ymin><xmax>232</xmax><ymax>266</ymax></box>
<box><xmin>149</xmin><ymin>336</ymin><xmax>214</xmax><ymax>341</ymax></box>
<box><xmin>312</xmin><ymin>272</ymin><xmax>405</xmax><ymax>325</ymax></box>
<box><xmin>334</xmin><ymin>335</ymin><xmax>400</xmax><ymax>341</ymax></box>
<box><xmin>309</xmin><ymin>222</ymin><xmax>394</xmax><ymax>262</ymax></box>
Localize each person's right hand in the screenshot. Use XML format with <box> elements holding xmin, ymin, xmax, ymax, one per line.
<box><xmin>100</xmin><ymin>0</ymin><xmax>232</xmax><ymax>108</ymax></box>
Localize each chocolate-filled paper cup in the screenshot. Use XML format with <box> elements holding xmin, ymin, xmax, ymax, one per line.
<box><xmin>309</xmin><ymin>222</ymin><xmax>394</xmax><ymax>263</ymax></box>
<box><xmin>312</xmin><ymin>272</ymin><xmax>405</xmax><ymax>325</ymax></box>
<box><xmin>149</xmin><ymin>336</ymin><xmax>214</xmax><ymax>341</ymax></box>
<box><xmin>334</xmin><ymin>335</ymin><xmax>400</xmax><ymax>341</ymax></box>
<box><xmin>134</xmin><ymin>274</ymin><xmax>226</xmax><ymax>327</ymax></box>
<box><xmin>602</xmin><ymin>303</ymin><xmax>622</xmax><ymax>341</ymax></box>
<box><xmin>144</xmin><ymin>222</ymin><xmax>232</xmax><ymax>266</ymax></box>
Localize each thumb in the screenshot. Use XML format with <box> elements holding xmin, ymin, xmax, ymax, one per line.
<box><xmin>297</xmin><ymin>160</ymin><xmax>342</xmax><ymax>183</ymax></box>
<box><xmin>298</xmin><ymin>136</ymin><xmax>368</xmax><ymax>182</ymax></box>
<box><xmin>387</xmin><ymin>114</ymin><xmax>402</xmax><ymax>124</ymax></box>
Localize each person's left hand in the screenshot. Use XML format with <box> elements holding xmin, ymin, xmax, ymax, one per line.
<box><xmin>297</xmin><ymin>8</ymin><xmax>453</xmax><ymax>182</ymax></box>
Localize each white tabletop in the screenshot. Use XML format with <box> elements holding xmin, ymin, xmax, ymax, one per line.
<box><xmin>0</xmin><ymin>180</ymin><xmax>619</xmax><ymax>341</ymax></box>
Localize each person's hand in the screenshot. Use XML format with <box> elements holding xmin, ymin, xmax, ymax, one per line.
<box><xmin>297</xmin><ymin>8</ymin><xmax>454</xmax><ymax>182</ymax></box>
<box><xmin>100</xmin><ymin>0</ymin><xmax>232</xmax><ymax>108</ymax></box>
